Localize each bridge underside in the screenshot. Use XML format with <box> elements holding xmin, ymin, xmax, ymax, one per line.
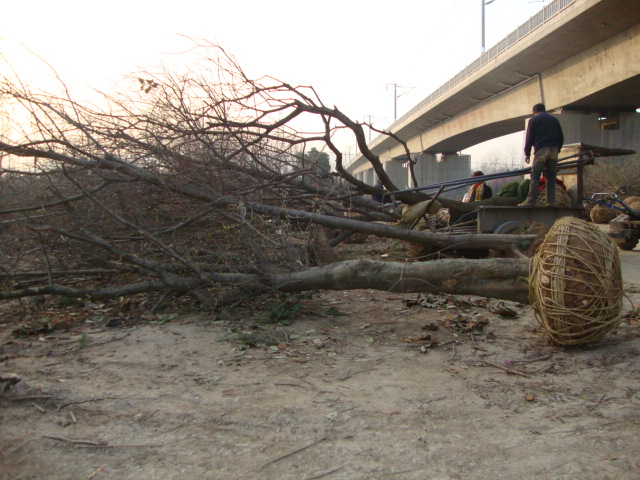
<box><xmin>564</xmin><ymin>74</ymin><xmax>640</xmax><ymax>112</ymax></box>
<box><xmin>407</xmin><ymin>21</ymin><xmax>640</xmax><ymax>158</ymax></box>
<box><xmin>416</xmin><ymin>73</ymin><xmax>640</xmax><ymax>158</ymax></box>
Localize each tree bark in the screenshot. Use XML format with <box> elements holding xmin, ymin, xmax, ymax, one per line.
<box><xmin>0</xmin><ymin>258</ymin><xmax>530</xmax><ymax>304</ymax></box>
<box><xmin>252</xmin><ymin>203</ymin><xmax>535</xmax><ymax>251</ymax></box>
<box><xmin>270</xmin><ymin>258</ymin><xmax>530</xmax><ymax>304</ymax></box>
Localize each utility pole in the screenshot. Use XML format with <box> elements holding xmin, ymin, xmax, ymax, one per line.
<box><xmin>366</xmin><ymin>115</ymin><xmax>372</xmax><ymax>142</ymax></box>
<box><xmin>386</xmin><ymin>83</ymin><xmax>414</xmax><ymax>122</ymax></box>
<box><xmin>481</xmin><ymin>0</ymin><xmax>496</xmax><ymax>53</ymax></box>
<box><xmin>386</xmin><ymin>83</ymin><xmax>398</xmax><ymax>122</ymax></box>
<box><xmin>364</xmin><ymin>115</ymin><xmax>375</xmax><ymax>142</ymax></box>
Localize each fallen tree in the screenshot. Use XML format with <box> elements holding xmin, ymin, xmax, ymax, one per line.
<box><xmin>0</xmin><ymin>41</ymin><xmax>535</xmax><ymax>308</ymax></box>
<box><xmin>0</xmin><ymin>258</ymin><xmax>530</xmax><ymax>305</ymax></box>
<box><xmin>0</xmin><ymin>142</ymin><xmax>534</xmax><ymax>253</ymax></box>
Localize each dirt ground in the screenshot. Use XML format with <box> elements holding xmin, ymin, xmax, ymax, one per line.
<box><xmin>1</xmin><ymin>239</ymin><xmax>640</xmax><ymax>480</ymax></box>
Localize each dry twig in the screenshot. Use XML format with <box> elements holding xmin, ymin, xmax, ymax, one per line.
<box><xmin>478</xmin><ymin>359</ymin><xmax>531</xmax><ymax>378</ymax></box>
<box><xmin>44</xmin><ymin>435</ymin><xmax>107</xmax><ymax>447</ymax></box>
<box><xmin>588</xmin><ymin>393</ymin><xmax>607</xmax><ymax>411</ymax></box>
<box><xmin>250</xmin><ymin>436</ymin><xmax>327</xmax><ymax>474</ymax></box>
<box><xmin>303</xmin><ymin>465</ymin><xmax>345</xmax><ymax>480</ymax></box>
<box><xmin>57</xmin><ymin>395</ymin><xmax>129</xmax><ymax>410</ymax></box>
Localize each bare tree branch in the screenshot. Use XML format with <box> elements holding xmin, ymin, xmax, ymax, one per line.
<box><xmin>0</xmin><ymin>42</ymin><xmax>533</xmax><ymax>307</ymax></box>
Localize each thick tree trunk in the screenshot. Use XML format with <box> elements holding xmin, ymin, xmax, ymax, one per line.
<box><xmin>1</xmin><ymin>258</ymin><xmax>531</xmax><ymax>304</ymax></box>
<box><xmin>252</xmin><ymin>203</ymin><xmax>535</xmax><ymax>251</ymax></box>
<box><xmin>270</xmin><ymin>258</ymin><xmax>530</xmax><ymax>303</ymax></box>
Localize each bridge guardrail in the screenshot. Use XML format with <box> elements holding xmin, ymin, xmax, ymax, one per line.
<box><xmin>397</xmin><ymin>0</ymin><xmax>575</xmax><ymax>127</ymax></box>
<box><xmin>352</xmin><ymin>0</ymin><xmax>576</xmax><ymax>166</ymax></box>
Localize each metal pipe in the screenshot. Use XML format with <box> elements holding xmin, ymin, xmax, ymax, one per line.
<box><xmin>390</xmin><ymin>152</ymin><xmax>590</xmax><ymax>195</ymax></box>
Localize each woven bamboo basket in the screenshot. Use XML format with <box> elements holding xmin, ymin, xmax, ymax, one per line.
<box><xmin>529</xmin><ymin>217</ymin><xmax>623</xmax><ymax>346</ymax></box>
<box><xmin>625</xmin><ymin>199</ymin><xmax>640</xmax><ymax>212</ymax></box>
<box><xmin>537</xmin><ymin>186</ymin><xmax>571</xmax><ymax>207</ymax></box>
<box><xmin>590</xmin><ymin>204</ymin><xmax>619</xmax><ymax>224</ymax></box>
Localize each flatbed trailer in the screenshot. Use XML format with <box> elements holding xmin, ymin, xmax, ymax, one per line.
<box><xmin>476</xmin><ymin>205</ymin><xmax>583</xmax><ymax>234</ymax></box>
<box><xmin>609</xmin><ymin>217</ymin><xmax>640</xmax><ymax>250</ymax></box>
<box><xmin>586</xmin><ymin>193</ymin><xmax>640</xmax><ymax>250</ymax></box>
<box><xmin>391</xmin><ymin>144</ymin><xmax>637</xmax><ymax>248</ymax></box>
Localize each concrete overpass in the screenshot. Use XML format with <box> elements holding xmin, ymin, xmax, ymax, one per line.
<box><xmin>348</xmin><ymin>0</ymin><xmax>640</xmax><ymax>193</ymax></box>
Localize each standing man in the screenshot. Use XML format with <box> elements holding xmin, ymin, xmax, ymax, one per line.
<box><xmin>519</xmin><ymin>103</ymin><xmax>564</xmax><ymax>207</ymax></box>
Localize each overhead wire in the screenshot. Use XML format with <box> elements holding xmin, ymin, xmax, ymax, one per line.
<box><xmin>487</xmin><ymin>0</ymin><xmax>547</xmax><ymax>45</ymax></box>
<box><xmin>419</xmin><ymin>0</ymin><xmax>465</xmax><ymax>57</ymax></box>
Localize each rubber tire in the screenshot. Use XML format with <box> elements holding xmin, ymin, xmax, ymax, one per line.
<box><xmin>493</xmin><ymin>221</ymin><xmax>525</xmax><ymax>235</ymax></box>
<box><xmin>617</xmin><ymin>238</ymin><xmax>639</xmax><ymax>251</ymax></box>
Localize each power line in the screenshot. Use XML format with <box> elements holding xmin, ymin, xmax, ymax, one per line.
<box><xmin>488</xmin><ymin>0</ymin><xmax>546</xmax><ymax>45</ymax></box>
<box><xmin>419</xmin><ymin>0</ymin><xmax>464</xmax><ymax>56</ymax></box>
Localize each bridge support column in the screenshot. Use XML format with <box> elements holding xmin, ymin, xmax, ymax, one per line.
<box><xmin>412</xmin><ymin>153</ymin><xmax>471</xmax><ymax>200</ymax></box>
<box><xmin>383</xmin><ymin>159</ymin><xmax>408</xmax><ymax>190</ymax></box>
<box><xmin>364</xmin><ymin>168</ymin><xmax>375</xmax><ymax>186</ymax></box>
<box><xmin>552</xmin><ymin>111</ymin><xmax>640</xmax><ymax>152</ymax></box>
<box><xmin>546</xmin><ymin>111</ymin><xmax>640</xmax><ymax>204</ymax></box>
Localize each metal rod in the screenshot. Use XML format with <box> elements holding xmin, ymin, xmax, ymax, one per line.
<box><xmin>482</xmin><ymin>0</ymin><xmax>486</xmax><ymax>53</ymax></box>
<box><xmin>390</xmin><ymin>152</ymin><xmax>590</xmax><ymax>195</ymax></box>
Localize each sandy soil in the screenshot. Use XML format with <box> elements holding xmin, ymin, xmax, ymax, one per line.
<box><xmin>1</xmin><ymin>241</ymin><xmax>640</xmax><ymax>480</ymax></box>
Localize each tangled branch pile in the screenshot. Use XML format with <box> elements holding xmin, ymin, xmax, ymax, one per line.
<box><xmin>0</xmin><ymin>42</ymin><xmax>534</xmax><ymax>309</ymax></box>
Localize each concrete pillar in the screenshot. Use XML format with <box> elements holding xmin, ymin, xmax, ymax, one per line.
<box><xmin>552</xmin><ymin>111</ymin><xmax>640</xmax><ymax>153</ymax></box>
<box><xmin>535</xmin><ymin>111</ymin><xmax>640</xmax><ymax>205</ymax></box>
<box><xmin>413</xmin><ymin>153</ymin><xmax>471</xmax><ymax>200</ymax></box>
<box><xmin>364</xmin><ymin>168</ymin><xmax>375</xmax><ymax>186</ymax></box>
<box><xmin>413</xmin><ymin>153</ymin><xmax>437</xmax><ymax>189</ymax></box>
<box><xmin>384</xmin><ymin>159</ymin><xmax>409</xmax><ymax>190</ymax></box>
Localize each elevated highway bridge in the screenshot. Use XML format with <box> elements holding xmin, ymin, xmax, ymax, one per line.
<box><xmin>347</xmin><ymin>0</ymin><xmax>640</xmax><ymax>194</ymax></box>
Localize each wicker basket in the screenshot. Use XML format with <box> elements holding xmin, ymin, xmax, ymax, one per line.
<box><xmin>590</xmin><ymin>204</ymin><xmax>619</xmax><ymax>224</ymax></box>
<box><xmin>529</xmin><ymin>217</ymin><xmax>623</xmax><ymax>346</ymax></box>
<box><xmin>537</xmin><ymin>186</ymin><xmax>571</xmax><ymax>207</ymax></box>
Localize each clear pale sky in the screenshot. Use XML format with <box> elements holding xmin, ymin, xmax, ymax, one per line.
<box><xmin>1</xmin><ymin>0</ymin><xmax>550</xmax><ymax>164</ymax></box>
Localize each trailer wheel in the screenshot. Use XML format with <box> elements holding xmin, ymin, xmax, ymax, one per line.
<box><xmin>617</xmin><ymin>238</ymin><xmax>639</xmax><ymax>251</ymax></box>
<box><xmin>493</xmin><ymin>221</ymin><xmax>525</xmax><ymax>235</ymax></box>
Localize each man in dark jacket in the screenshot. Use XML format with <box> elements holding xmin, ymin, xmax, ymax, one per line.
<box><xmin>519</xmin><ymin>103</ymin><xmax>564</xmax><ymax>206</ymax></box>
